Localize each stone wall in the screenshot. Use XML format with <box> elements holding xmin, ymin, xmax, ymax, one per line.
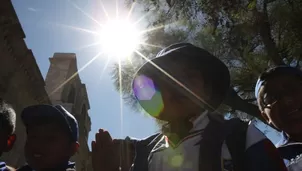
<box><xmin>0</xmin><ymin>0</ymin><xmax>51</xmax><ymax>167</ymax></box>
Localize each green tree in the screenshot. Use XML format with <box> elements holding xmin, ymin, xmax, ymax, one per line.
<box><xmin>112</xmin><ymin>0</ymin><xmax>302</xmax><ymax>121</ymax></box>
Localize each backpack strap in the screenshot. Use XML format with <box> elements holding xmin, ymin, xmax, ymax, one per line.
<box><xmin>131</xmin><ymin>133</ymin><xmax>163</xmax><ymax>171</ymax></box>
<box><xmin>225</xmin><ymin>118</ymin><xmax>248</xmax><ymax>171</ymax></box>
<box><xmin>199</xmin><ymin>114</ymin><xmax>247</xmax><ymax>171</ymax></box>
<box><xmin>198</xmin><ymin>114</ymin><xmax>226</xmax><ymax>171</ymax></box>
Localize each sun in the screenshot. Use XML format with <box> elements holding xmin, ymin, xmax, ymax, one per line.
<box><xmin>99</xmin><ymin>20</ymin><xmax>141</xmax><ymax>60</ymax></box>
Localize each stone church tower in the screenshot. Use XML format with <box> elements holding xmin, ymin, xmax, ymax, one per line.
<box><xmin>45</xmin><ymin>53</ymin><xmax>92</xmax><ymax>171</ymax></box>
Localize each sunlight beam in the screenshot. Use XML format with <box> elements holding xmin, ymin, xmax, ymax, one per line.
<box><xmin>126</xmin><ymin>2</ymin><xmax>136</xmax><ymax>21</ymax></box>
<box><xmin>133</xmin><ymin>12</ymin><xmax>149</xmax><ymax>25</ymax></box>
<box><xmin>118</xmin><ymin>59</ymin><xmax>124</xmax><ymax>169</ymax></box>
<box><xmin>73</xmin><ymin>42</ymin><xmax>102</xmax><ymax>52</ymax></box>
<box><xmin>67</xmin><ymin>0</ymin><xmax>104</xmax><ymax>28</ymax></box>
<box><xmin>138</xmin><ymin>21</ymin><xmax>180</xmax><ymax>35</ymax></box>
<box><xmin>139</xmin><ymin>42</ymin><xmax>163</xmax><ymax>48</ymax></box>
<box><xmin>138</xmin><ymin>24</ymin><xmax>166</xmax><ymax>35</ymax></box>
<box><xmin>50</xmin><ymin>23</ymin><xmax>100</xmax><ymax>35</ymax></box>
<box><xmin>49</xmin><ymin>52</ymin><xmax>103</xmax><ymax>96</ymax></box>
<box><xmin>134</xmin><ymin>50</ymin><xmax>215</xmax><ymax>111</ymax></box>
<box><xmin>99</xmin><ymin>0</ymin><xmax>111</xmax><ymax>21</ymax></box>
<box><xmin>99</xmin><ymin>55</ymin><xmax>112</xmax><ymax>81</ymax></box>
<box><xmin>133</xmin><ymin>6</ymin><xmax>157</xmax><ymax>26</ymax></box>
<box><xmin>118</xmin><ymin>59</ymin><xmax>124</xmax><ymax>137</ymax></box>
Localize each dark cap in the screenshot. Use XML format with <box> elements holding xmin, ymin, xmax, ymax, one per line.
<box><xmin>21</xmin><ymin>104</ymin><xmax>79</xmax><ymax>142</ymax></box>
<box><xmin>255</xmin><ymin>66</ymin><xmax>302</xmax><ymax>99</ymax></box>
<box><xmin>132</xmin><ymin>43</ymin><xmax>230</xmax><ymax>111</ymax></box>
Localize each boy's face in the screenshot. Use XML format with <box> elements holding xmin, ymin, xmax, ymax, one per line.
<box><xmin>258</xmin><ymin>74</ymin><xmax>302</xmax><ymax>136</ymax></box>
<box><xmin>136</xmin><ymin>61</ymin><xmax>209</xmax><ymax>121</ymax></box>
<box><xmin>25</xmin><ymin>122</ymin><xmax>78</xmax><ymax>170</ymax></box>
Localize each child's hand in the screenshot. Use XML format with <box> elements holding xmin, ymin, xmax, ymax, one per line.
<box><xmin>91</xmin><ymin>129</ymin><xmax>119</xmax><ymax>171</ymax></box>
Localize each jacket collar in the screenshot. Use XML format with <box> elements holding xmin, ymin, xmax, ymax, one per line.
<box><xmin>161</xmin><ymin>111</ymin><xmax>209</xmax><ymax>135</ymax></box>
<box><xmin>0</xmin><ymin>162</ymin><xmax>7</xmax><ymax>171</ymax></box>
<box><xmin>277</xmin><ymin>132</ymin><xmax>302</xmax><ymax>147</ymax></box>
<box><xmin>151</xmin><ymin>111</ymin><xmax>209</xmax><ymax>153</ymax></box>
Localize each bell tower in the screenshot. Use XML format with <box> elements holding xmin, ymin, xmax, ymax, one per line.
<box><xmin>45</xmin><ymin>53</ymin><xmax>92</xmax><ymax>171</ymax></box>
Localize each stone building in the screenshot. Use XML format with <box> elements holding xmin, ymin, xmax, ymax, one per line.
<box><xmin>0</xmin><ymin>0</ymin><xmax>51</xmax><ymax>167</ymax></box>
<box><xmin>0</xmin><ymin>1</ymin><xmax>92</xmax><ymax>170</ymax></box>
<box><xmin>45</xmin><ymin>53</ymin><xmax>92</xmax><ymax>171</ymax></box>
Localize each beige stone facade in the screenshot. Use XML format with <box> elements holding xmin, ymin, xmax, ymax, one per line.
<box><xmin>45</xmin><ymin>53</ymin><xmax>92</xmax><ymax>171</ymax></box>
<box><xmin>0</xmin><ymin>1</ymin><xmax>92</xmax><ymax>170</ymax></box>
<box><xmin>0</xmin><ymin>0</ymin><xmax>51</xmax><ymax>167</ymax></box>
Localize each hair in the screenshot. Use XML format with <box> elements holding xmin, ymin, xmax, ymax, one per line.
<box><xmin>0</xmin><ymin>99</ymin><xmax>16</xmax><ymax>134</ymax></box>
<box><xmin>257</xmin><ymin>66</ymin><xmax>302</xmax><ymax>111</ymax></box>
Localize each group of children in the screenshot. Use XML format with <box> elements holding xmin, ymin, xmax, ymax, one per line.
<box><xmin>0</xmin><ymin>103</ymin><xmax>78</xmax><ymax>171</ymax></box>
<box><xmin>92</xmin><ymin>43</ymin><xmax>302</xmax><ymax>171</ymax></box>
<box><xmin>1</xmin><ymin>42</ymin><xmax>302</xmax><ymax>171</ymax></box>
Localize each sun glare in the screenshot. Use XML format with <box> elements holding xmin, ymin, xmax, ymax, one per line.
<box><xmin>99</xmin><ymin>20</ymin><xmax>141</xmax><ymax>60</ymax></box>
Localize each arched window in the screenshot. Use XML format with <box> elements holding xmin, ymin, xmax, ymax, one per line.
<box><xmin>67</xmin><ymin>85</ymin><xmax>76</xmax><ymax>103</ymax></box>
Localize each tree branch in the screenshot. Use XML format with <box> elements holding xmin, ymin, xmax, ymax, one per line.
<box><xmin>223</xmin><ymin>87</ymin><xmax>265</xmax><ymax>122</ymax></box>
<box><xmin>256</xmin><ymin>0</ymin><xmax>285</xmax><ymax>66</ymax></box>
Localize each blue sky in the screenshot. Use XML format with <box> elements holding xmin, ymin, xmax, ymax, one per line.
<box><xmin>11</xmin><ymin>0</ymin><xmax>159</xmax><ymax>147</ymax></box>
<box><xmin>11</xmin><ymin>0</ymin><xmax>281</xmax><ymax>148</ymax></box>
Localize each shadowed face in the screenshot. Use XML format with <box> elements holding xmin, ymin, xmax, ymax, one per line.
<box><xmin>258</xmin><ymin>74</ymin><xmax>302</xmax><ymax>137</ymax></box>
<box><xmin>133</xmin><ymin>61</ymin><xmax>211</xmax><ymax>122</ymax></box>
<box><xmin>25</xmin><ymin>122</ymin><xmax>78</xmax><ymax>170</ymax></box>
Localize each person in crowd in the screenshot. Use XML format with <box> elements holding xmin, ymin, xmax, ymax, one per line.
<box><xmin>92</xmin><ymin>43</ymin><xmax>287</xmax><ymax>171</ymax></box>
<box><xmin>17</xmin><ymin>105</ymin><xmax>79</xmax><ymax>171</ymax></box>
<box><xmin>255</xmin><ymin>66</ymin><xmax>302</xmax><ymax>170</ymax></box>
<box><xmin>0</xmin><ymin>99</ymin><xmax>17</xmax><ymax>171</ymax></box>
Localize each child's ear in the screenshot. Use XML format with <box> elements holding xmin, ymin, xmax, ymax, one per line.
<box><xmin>4</xmin><ymin>134</ymin><xmax>16</xmax><ymax>152</ymax></box>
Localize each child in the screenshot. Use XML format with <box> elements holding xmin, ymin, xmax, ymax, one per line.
<box><xmin>255</xmin><ymin>66</ymin><xmax>302</xmax><ymax>170</ymax></box>
<box><xmin>0</xmin><ymin>99</ymin><xmax>16</xmax><ymax>171</ymax></box>
<box><xmin>17</xmin><ymin>105</ymin><xmax>79</xmax><ymax>171</ymax></box>
<box><xmin>92</xmin><ymin>43</ymin><xmax>287</xmax><ymax>171</ymax></box>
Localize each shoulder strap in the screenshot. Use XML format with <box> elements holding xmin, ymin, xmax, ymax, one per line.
<box><xmin>198</xmin><ymin>114</ymin><xmax>226</xmax><ymax>171</ymax></box>
<box><xmin>199</xmin><ymin>115</ymin><xmax>247</xmax><ymax>171</ymax></box>
<box><xmin>16</xmin><ymin>165</ymin><xmax>32</xmax><ymax>171</ymax></box>
<box><xmin>225</xmin><ymin>118</ymin><xmax>248</xmax><ymax>171</ymax></box>
<box><xmin>131</xmin><ymin>133</ymin><xmax>163</xmax><ymax>171</ymax></box>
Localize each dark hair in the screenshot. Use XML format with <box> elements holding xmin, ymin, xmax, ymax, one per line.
<box><xmin>257</xmin><ymin>66</ymin><xmax>302</xmax><ymax>110</ymax></box>
<box><xmin>258</xmin><ymin>66</ymin><xmax>302</xmax><ymax>82</ymax></box>
<box><xmin>0</xmin><ymin>99</ymin><xmax>16</xmax><ymax>134</ymax></box>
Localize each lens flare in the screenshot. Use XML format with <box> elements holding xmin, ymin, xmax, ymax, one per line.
<box><xmin>133</xmin><ymin>75</ymin><xmax>164</xmax><ymax>117</ymax></box>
